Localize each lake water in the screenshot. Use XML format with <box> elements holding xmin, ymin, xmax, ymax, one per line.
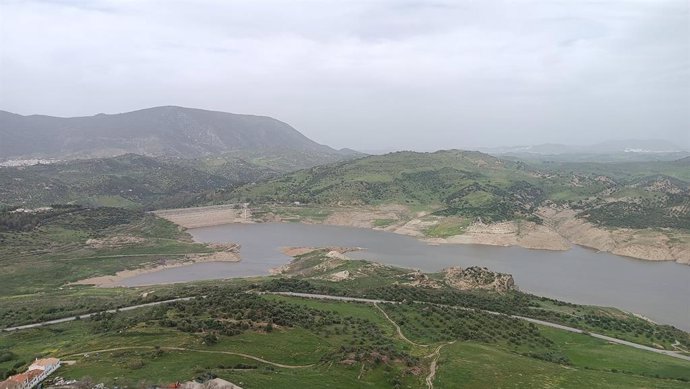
<box><xmin>120</xmin><ymin>223</ymin><xmax>690</xmax><ymax>331</ymax></box>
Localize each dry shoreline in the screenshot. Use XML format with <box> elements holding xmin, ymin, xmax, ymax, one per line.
<box><xmin>153</xmin><ymin>204</ymin><xmax>690</xmax><ymax>264</ymax></box>
<box><xmin>72</xmin><ymin>247</ymin><xmax>240</xmax><ymax>288</ymax></box>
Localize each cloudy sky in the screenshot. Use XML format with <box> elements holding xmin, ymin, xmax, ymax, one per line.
<box><xmin>1</xmin><ymin>0</ymin><xmax>688</xmax><ymax>150</ymax></box>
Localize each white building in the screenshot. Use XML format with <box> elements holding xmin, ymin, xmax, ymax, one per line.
<box><xmin>2</xmin><ymin>358</ymin><xmax>62</xmax><ymax>389</ymax></box>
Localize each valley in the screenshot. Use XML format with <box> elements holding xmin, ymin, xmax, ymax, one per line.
<box><xmin>1</xmin><ymin>109</ymin><xmax>688</xmax><ymax>388</ymax></box>
<box><xmin>2</xmin><ymin>0</ymin><xmax>688</xmax><ymax>386</ymax></box>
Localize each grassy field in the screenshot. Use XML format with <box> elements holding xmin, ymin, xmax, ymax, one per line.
<box><xmin>435</xmin><ymin>342</ymin><xmax>689</xmax><ymax>389</ymax></box>
<box><xmin>1</xmin><ymin>290</ymin><xmax>688</xmax><ymax>388</ymax></box>
<box><xmin>423</xmin><ymin>217</ymin><xmax>471</xmax><ymax>238</ymax></box>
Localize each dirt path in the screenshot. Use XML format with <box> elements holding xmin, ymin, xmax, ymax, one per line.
<box><xmin>60</xmin><ymin>346</ymin><xmax>314</xmax><ymax>369</ymax></box>
<box><xmin>425</xmin><ymin>342</ymin><xmax>454</xmax><ymax>389</ymax></box>
<box><xmin>373</xmin><ymin>301</ymin><xmax>450</xmax><ymax>389</ymax></box>
<box><xmin>268</xmin><ymin>292</ymin><xmax>690</xmax><ymax>363</ymax></box>
<box><xmin>374</xmin><ymin>302</ymin><xmax>428</xmax><ymax>348</ymax></box>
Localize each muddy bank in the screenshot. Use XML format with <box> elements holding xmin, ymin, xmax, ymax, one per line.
<box><xmin>72</xmin><ymin>245</ymin><xmax>240</xmax><ymax>287</ymax></box>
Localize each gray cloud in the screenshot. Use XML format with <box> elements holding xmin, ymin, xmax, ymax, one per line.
<box><xmin>0</xmin><ymin>0</ymin><xmax>688</xmax><ymax>150</ymax></box>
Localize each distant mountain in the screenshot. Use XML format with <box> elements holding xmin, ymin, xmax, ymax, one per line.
<box><xmin>481</xmin><ymin>139</ymin><xmax>689</xmax><ymax>162</ymax></box>
<box><xmin>0</xmin><ymin>106</ymin><xmax>361</xmax><ymax>165</ymax></box>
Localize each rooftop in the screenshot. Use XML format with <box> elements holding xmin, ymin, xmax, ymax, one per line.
<box><xmin>30</xmin><ymin>358</ymin><xmax>60</xmax><ymax>367</ymax></box>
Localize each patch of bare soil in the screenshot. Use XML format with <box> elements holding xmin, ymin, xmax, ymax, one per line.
<box><xmin>397</xmin><ymin>270</ymin><xmax>441</xmax><ymax>288</ymax></box>
<box><xmin>86</xmin><ymin>235</ymin><xmax>148</xmax><ymax>248</ymax></box>
<box><xmin>281</xmin><ymin>247</ymin><xmax>319</xmax><ymax>257</ymax></box>
<box><xmin>426</xmin><ymin>220</ymin><xmax>570</xmax><ymax>251</ymax></box>
<box><xmin>279</xmin><ymin>246</ymin><xmax>359</xmax><ymax>257</ymax></box>
<box><xmin>389</xmin><ymin>217</ymin><xmax>439</xmax><ymax>237</ymax></box>
<box><xmin>323</xmin><ymin>204</ymin><xmax>409</xmax><ymax>228</ymax></box>
<box><xmin>324</xmin><ymin>270</ymin><xmax>351</xmax><ymax>281</ymax></box>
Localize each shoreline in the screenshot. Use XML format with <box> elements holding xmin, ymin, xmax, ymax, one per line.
<box><xmin>153</xmin><ymin>204</ymin><xmax>689</xmax><ymax>264</ymax></box>
<box><xmin>270</xmin><ymin>246</ymin><xmax>362</xmax><ymax>275</ymax></box>
<box><xmin>71</xmin><ymin>250</ymin><xmax>240</xmax><ymax>288</ymax></box>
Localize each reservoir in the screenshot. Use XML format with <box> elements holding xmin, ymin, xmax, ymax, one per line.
<box><xmin>120</xmin><ymin>222</ymin><xmax>690</xmax><ymax>331</ymax></box>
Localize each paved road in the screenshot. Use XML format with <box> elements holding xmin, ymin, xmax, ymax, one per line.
<box><xmin>5</xmin><ymin>291</ymin><xmax>690</xmax><ymax>363</ymax></box>
<box><xmin>1</xmin><ymin>297</ymin><xmax>195</xmax><ymax>332</ymax></box>
<box><xmin>268</xmin><ymin>292</ymin><xmax>690</xmax><ymax>362</ymax></box>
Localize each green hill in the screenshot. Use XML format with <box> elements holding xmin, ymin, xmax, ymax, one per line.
<box><xmin>225</xmin><ymin>150</ymin><xmax>690</xmax><ymax>229</ymax></box>
<box><xmin>0</xmin><ymin>154</ymin><xmax>242</xmax><ymax>209</ymax></box>
<box><xmin>227</xmin><ymin>150</ymin><xmax>549</xmax><ymax>222</ymax></box>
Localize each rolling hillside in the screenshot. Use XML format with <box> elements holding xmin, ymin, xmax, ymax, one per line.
<box><xmin>226</xmin><ymin>150</ymin><xmax>690</xmax><ymax>229</ymax></box>
<box><xmin>0</xmin><ymin>154</ymin><xmax>241</xmax><ymax>209</ymax></box>
<box><xmin>228</xmin><ymin>150</ymin><xmax>546</xmax><ymax>223</ymax></box>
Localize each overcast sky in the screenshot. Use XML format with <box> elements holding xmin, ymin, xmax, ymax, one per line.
<box><xmin>1</xmin><ymin>0</ymin><xmax>688</xmax><ymax>150</ymax></box>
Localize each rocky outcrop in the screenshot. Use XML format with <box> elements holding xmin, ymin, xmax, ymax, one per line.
<box><xmin>443</xmin><ymin>266</ymin><xmax>515</xmax><ymax>292</ymax></box>
<box><xmin>397</xmin><ymin>270</ymin><xmax>441</xmax><ymax>288</ymax></box>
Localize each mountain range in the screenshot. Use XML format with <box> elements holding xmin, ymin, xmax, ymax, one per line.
<box><xmin>0</xmin><ymin>106</ymin><xmax>358</xmax><ymax>163</ymax></box>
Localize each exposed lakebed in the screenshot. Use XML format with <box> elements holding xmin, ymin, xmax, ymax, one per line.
<box><xmin>120</xmin><ymin>222</ymin><xmax>690</xmax><ymax>331</ymax></box>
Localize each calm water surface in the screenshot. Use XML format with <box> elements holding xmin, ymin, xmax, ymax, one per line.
<box><xmin>121</xmin><ymin>223</ymin><xmax>690</xmax><ymax>331</ymax></box>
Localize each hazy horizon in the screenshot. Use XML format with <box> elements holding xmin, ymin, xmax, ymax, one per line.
<box><xmin>1</xmin><ymin>0</ymin><xmax>688</xmax><ymax>150</ymax></box>
<box><xmin>2</xmin><ymin>105</ymin><xmax>686</xmax><ymax>153</ymax></box>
